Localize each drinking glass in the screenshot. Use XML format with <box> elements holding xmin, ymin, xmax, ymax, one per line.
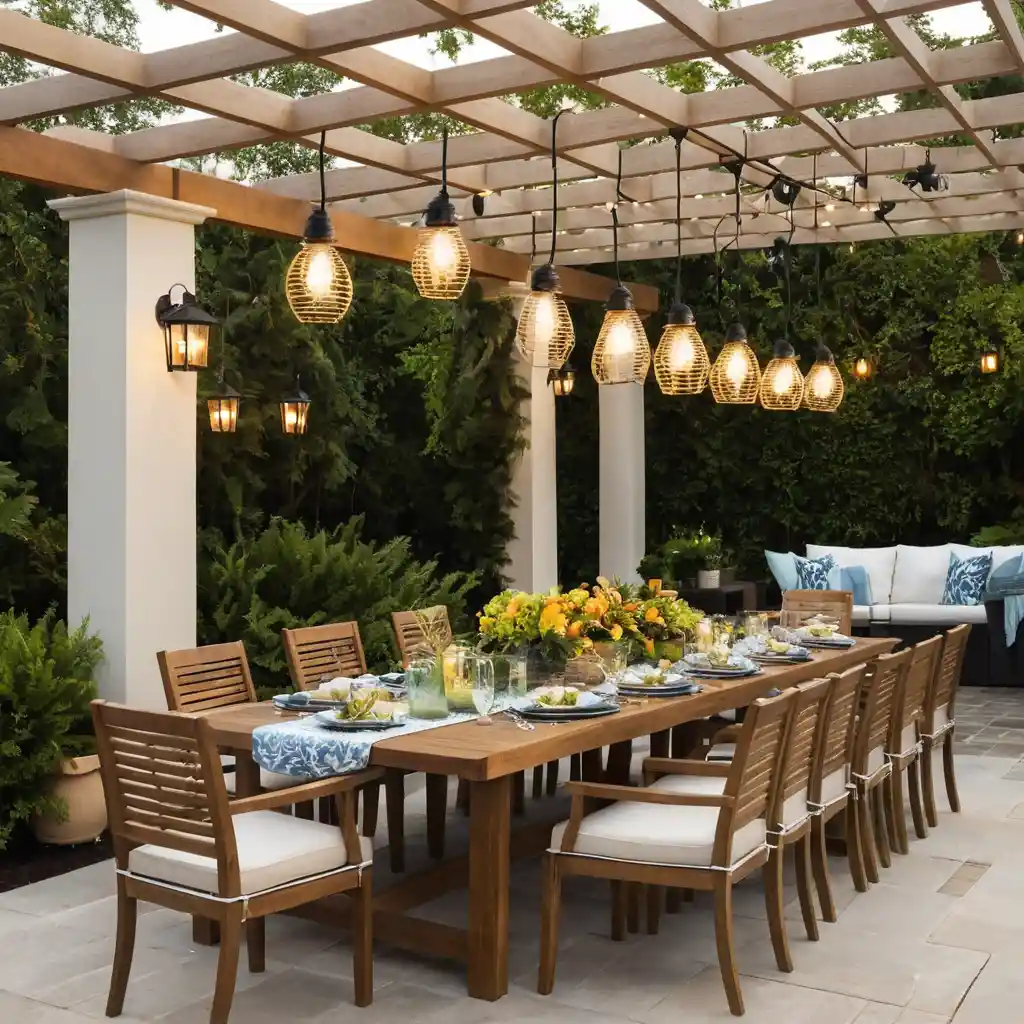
<box><xmin>743</xmin><ymin>611</ymin><xmax>768</xmax><ymax>638</ymax></box>
<box><xmin>469</xmin><ymin>653</ymin><xmax>495</xmax><ymax>717</ymax></box>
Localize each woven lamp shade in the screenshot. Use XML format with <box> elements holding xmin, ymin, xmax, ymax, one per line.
<box><xmin>803</xmin><ymin>346</ymin><xmax>845</xmax><ymax>412</ymax></box>
<box><xmin>759</xmin><ymin>340</ymin><xmax>804</xmax><ymax>411</ymax></box>
<box><xmin>411</xmin><ymin>225</ymin><xmax>471</xmax><ymax>299</ymax></box>
<box><xmin>515</xmin><ymin>289</ymin><xmax>575</xmax><ymax>368</ymax></box>
<box><xmin>710</xmin><ymin>324</ymin><xmax>761</xmax><ymax>404</ymax></box>
<box><xmin>654</xmin><ymin>322</ymin><xmax>709</xmax><ymax>395</ymax></box>
<box><xmin>285</xmin><ymin>242</ymin><xmax>353</xmax><ymax>324</ymax></box>
<box><xmin>592</xmin><ymin>308</ymin><xmax>651</xmax><ymax>385</ymax></box>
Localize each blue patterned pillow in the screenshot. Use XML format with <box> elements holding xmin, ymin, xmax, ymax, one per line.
<box><xmin>794</xmin><ymin>554</ymin><xmax>837</xmax><ymax>590</ymax></box>
<box><xmin>941</xmin><ymin>551</ymin><xmax>992</xmax><ymax>606</ymax></box>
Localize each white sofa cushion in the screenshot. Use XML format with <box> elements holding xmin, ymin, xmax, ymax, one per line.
<box><xmin>890</xmin><ymin>544</ymin><xmax>953</xmax><ymax>605</ymax></box>
<box><xmin>951</xmin><ymin>544</ymin><xmax>1024</xmax><ymax>571</ymax></box>
<box><xmin>888</xmin><ymin>603</ymin><xmax>987</xmax><ymax>626</ymax></box>
<box><xmin>128</xmin><ymin>811</ymin><xmax>371</xmax><ymax>896</ymax></box>
<box><xmin>550</xmin><ymin>775</ymin><xmax>765</xmax><ymax>867</ymax></box>
<box><xmin>853</xmin><ymin>605</ymin><xmax>871</xmax><ymax>626</ymax></box>
<box><xmin>807</xmin><ymin>545</ymin><xmax>897</xmax><ymax>604</ymax></box>
<box><xmin>869</xmin><ymin>604</ymin><xmax>891</xmax><ymax>623</ymax></box>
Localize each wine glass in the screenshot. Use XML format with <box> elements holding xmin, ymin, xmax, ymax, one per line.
<box><xmin>470</xmin><ymin>654</ymin><xmax>495</xmax><ymax>720</ymax></box>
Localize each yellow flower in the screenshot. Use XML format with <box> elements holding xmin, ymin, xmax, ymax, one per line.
<box><xmin>539</xmin><ymin>604</ymin><xmax>567</xmax><ymax>635</ymax></box>
<box><xmin>644</xmin><ymin>638</ymin><xmax>655</xmax><ymax>654</ymax></box>
<box><xmin>610</xmin><ymin>624</ymin><xmax>623</xmax><ymax>641</ymax></box>
<box><xmin>622</xmin><ymin>602</ymin><xmax>638</xmax><ymax>612</ymax></box>
<box><xmin>645</xmin><ymin>606</ymin><xmax>661</xmax><ymax>622</ymax></box>
<box><xmin>567</xmin><ymin>621</ymin><xmax>583</xmax><ymax>639</ymax></box>
<box><xmin>479</xmin><ymin>616</ymin><xmax>495</xmax><ymax>630</ymax></box>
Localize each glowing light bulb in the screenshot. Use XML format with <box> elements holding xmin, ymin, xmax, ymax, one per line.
<box><xmin>811</xmin><ymin>367</ymin><xmax>835</xmax><ymax>399</ymax></box>
<box><xmin>428</xmin><ymin>230</ymin><xmax>459</xmax><ymax>282</ymax></box>
<box><xmin>606</xmin><ymin>321</ymin><xmax>635</xmax><ymax>356</ymax></box>
<box><xmin>669</xmin><ymin>334</ymin><xmax>696</xmax><ymax>372</ymax></box>
<box><xmin>854</xmin><ymin>357</ymin><xmax>870</xmax><ymax>378</ymax></box>
<box><xmin>531</xmin><ymin>293</ymin><xmax>557</xmax><ymax>350</ymax></box>
<box><xmin>726</xmin><ymin>347</ymin><xmax>749</xmax><ymax>388</ymax></box>
<box><xmin>771</xmin><ymin>363</ymin><xmax>795</xmax><ymax>395</ymax></box>
<box><xmin>304</xmin><ymin>246</ymin><xmax>335</xmax><ymax>298</ymax></box>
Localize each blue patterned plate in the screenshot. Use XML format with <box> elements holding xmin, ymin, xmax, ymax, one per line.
<box><xmin>314</xmin><ymin>710</ymin><xmax>405</xmax><ymax>731</ymax></box>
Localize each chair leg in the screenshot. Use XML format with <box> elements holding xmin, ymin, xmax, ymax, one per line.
<box><xmin>512</xmin><ymin>771</ymin><xmax>526</xmax><ymax>816</ymax></box>
<box><xmin>105</xmin><ymin>875</ymin><xmax>138</xmax><ymax>1017</ymax></box>
<box><xmin>210</xmin><ymin>908</ymin><xmax>243</xmax><ymax>1024</ymax></box>
<box><xmin>921</xmin><ymin>738</ymin><xmax>939</xmax><ymax>828</ymax></box>
<box><xmin>873</xmin><ymin>786</ymin><xmax>892</xmax><ymax>868</ymax></box>
<box><xmin>908</xmin><ymin>757</ymin><xmax>928</xmax><ymax>840</ymax></box>
<box><xmin>532</xmin><ymin>766</ymin><xmax>544</xmax><ymax>799</ymax></box>
<box><xmin>569</xmin><ymin>753</ymin><xmax>582</xmax><ymax>781</ymax></box>
<box><xmin>385</xmin><ymin>769</ymin><xmax>405</xmax><ymax>874</ymax></box>
<box><xmin>943</xmin><ymin>731</ymin><xmax>961</xmax><ymax>813</ymax></box>
<box><xmin>537</xmin><ymin>854</ymin><xmax>562</xmax><ymax>995</ymax></box>
<box><xmin>361</xmin><ymin>780</ymin><xmax>380</xmax><ymax>837</ymax></box>
<box><xmin>546</xmin><ymin>759</ymin><xmax>560</xmax><ymax>796</ymax></box>
<box><xmin>626</xmin><ymin>882</ymin><xmax>640</xmax><ymax>934</ymax></box>
<box><xmin>857</xmin><ymin>788</ymin><xmax>879</xmax><ymax>885</ymax></box>
<box><xmin>887</xmin><ymin>765</ymin><xmax>909</xmax><ymax>855</ymax></box>
<box><xmin>353</xmin><ymin>867</ymin><xmax>374</xmax><ymax>1007</ymax></box>
<box><xmin>713</xmin><ymin>879</ymin><xmax>744</xmax><ymax>1017</ymax></box>
<box><xmin>846</xmin><ymin>799</ymin><xmax>868</xmax><ymax>894</ymax></box>
<box><xmin>246</xmin><ymin>918</ymin><xmax>265</xmax><ymax>974</ymax></box>
<box><xmin>794</xmin><ymin>835</ymin><xmax>819</xmax><ymax>942</ymax></box>
<box><xmin>425</xmin><ymin>773</ymin><xmax>447</xmax><ymax>861</ymax></box>
<box><xmin>810</xmin><ymin>814</ymin><xmax>837</xmax><ymax>922</ymax></box>
<box><xmin>646</xmin><ymin>885</ymin><xmax>662</xmax><ymax>935</ymax></box>
<box><xmin>763</xmin><ymin>846</ymin><xmax>793</xmax><ymax>973</ymax></box>
<box><xmin>610</xmin><ymin>880</ymin><xmax>627</xmax><ymax>941</ymax></box>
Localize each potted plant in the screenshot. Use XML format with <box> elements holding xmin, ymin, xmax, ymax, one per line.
<box><xmin>0</xmin><ymin>611</ymin><xmax>105</xmax><ymax>850</ymax></box>
<box><xmin>697</xmin><ymin>537</ymin><xmax>725</xmax><ymax>589</ymax></box>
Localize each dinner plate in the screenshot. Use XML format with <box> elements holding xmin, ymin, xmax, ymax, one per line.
<box><xmin>617</xmin><ymin>683</ymin><xmax>702</xmax><ymax>698</ymax></box>
<box><xmin>797</xmin><ymin>638</ymin><xmax>855</xmax><ymax>649</ymax></box>
<box><xmin>684</xmin><ymin>666</ymin><xmax>762</xmax><ymax>678</ymax></box>
<box><xmin>314</xmin><ymin>710</ymin><xmax>405</xmax><ymax>731</ymax></box>
<box><xmin>749</xmin><ymin>653</ymin><xmax>812</xmax><ymax>664</ymax></box>
<box><xmin>519</xmin><ymin>702</ymin><xmax>620</xmax><ymax>721</ymax></box>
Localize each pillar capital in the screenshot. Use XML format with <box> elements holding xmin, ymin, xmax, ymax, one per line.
<box><xmin>49</xmin><ymin>189</ymin><xmax>214</xmax><ymax>225</ymax></box>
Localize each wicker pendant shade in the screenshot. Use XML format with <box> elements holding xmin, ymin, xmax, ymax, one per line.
<box><xmin>654</xmin><ymin>304</ymin><xmax>709</xmax><ymax>395</ymax></box>
<box><xmin>803</xmin><ymin>344</ymin><xmax>845</xmax><ymax>412</ymax></box>
<box><xmin>412</xmin><ymin>224</ymin><xmax>470</xmax><ymax>299</ymax></box>
<box><xmin>592</xmin><ymin>287</ymin><xmax>650</xmax><ymax>385</ymax></box>
<box><xmin>759</xmin><ymin>339</ymin><xmax>804</xmax><ymax>410</ymax></box>
<box><xmin>286</xmin><ymin>239</ymin><xmax>353</xmax><ymax>324</ymax></box>
<box><xmin>710</xmin><ymin>323</ymin><xmax>761</xmax><ymax>404</ymax></box>
<box><xmin>515</xmin><ymin>265</ymin><xmax>574</xmax><ymax>367</ymax></box>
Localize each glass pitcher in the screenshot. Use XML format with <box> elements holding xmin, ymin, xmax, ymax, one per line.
<box><xmin>406</xmin><ymin>656</ymin><xmax>450</xmax><ymax>720</ymax></box>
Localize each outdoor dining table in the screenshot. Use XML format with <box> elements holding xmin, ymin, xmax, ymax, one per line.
<box><xmin>202</xmin><ymin>635</ymin><xmax>898</xmax><ymax>1001</ymax></box>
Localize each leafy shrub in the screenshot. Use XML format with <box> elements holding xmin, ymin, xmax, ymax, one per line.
<box><xmin>0</xmin><ymin>611</ymin><xmax>103</xmax><ymax>850</ymax></box>
<box><xmin>198</xmin><ymin>517</ymin><xmax>478</xmax><ymax>692</ymax></box>
<box><xmin>971</xmin><ymin>516</ymin><xmax>1024</xmax><ymax>548</ymax></box>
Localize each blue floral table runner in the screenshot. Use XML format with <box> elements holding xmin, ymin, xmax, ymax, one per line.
<box><xmin>252</xmin><ymin>711</ymin><xmax>479</xmax><ymax>778</ymax></box>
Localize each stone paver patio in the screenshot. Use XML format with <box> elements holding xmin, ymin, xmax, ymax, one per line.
<box><xmin>2</xmin><ymin>687</ymin><xmax>1023</xmax><ymax>1024</ymax></box>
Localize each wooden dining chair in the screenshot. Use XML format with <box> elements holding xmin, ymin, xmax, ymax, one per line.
<box><xmin>92</xmin><ymin>700</ymin><xmax>376</xmax><ymax>1024</ymax></box>
<box><xmin>807</xmin><ymin>663</ymin><xmax>868</xmax><ymax>910</ymax></box>
<box><xmin>849</xmin><ymin>648</ymin><xmax>911</xmax><ymax>883</ymax></box>
<box><xmin>781</xmin><ymin>590</ymin><xmax>854</xmax><ymax>636</ymax></box>
<box><xmin>539</xmin><ymin>688</ymin><xmax>797</xmax><ymax>1017</ymax></box>
<box><xmin>884</xmin><ymin>634</ymin><xmax>943</xmax><ymax>854</ymax></box>
<box><xmin>920</xmin><ymin>624</ymin><xmax>971</xmax><ymax>827</ymax></box>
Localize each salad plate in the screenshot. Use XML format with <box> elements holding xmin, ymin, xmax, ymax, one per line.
<box><xmin>314</xmin><ymin>709</ymin><xmax>405</xmax><ymax>731</ymax></box>
<box><xmin>519</xmin><ymin>702</ymin><xmax>620</xmax><ymax>721</ymax></box>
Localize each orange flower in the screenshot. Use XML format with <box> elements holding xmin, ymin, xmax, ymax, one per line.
<box><xmin>644</xmin><ymin>606</ymin><xmax>661</xmax><ymax>622</ymax></box>
<box><xmin>610</xmin><ymin>624</ymin><xmax>623</xmax><ymax>641</ymax></box>
<box><xmin>622</xmin><ymin>602</ymin><xmax>638</xmax><ymax>612</ymax></box>
<box><xmin>644</xmin><ymin>638</ymin><xmax>655</xmax><ymax>654</ymax></box>
<box><xmin>567</xmin><ymin>621</ymin><xmax>583</xmax><ymax>639</ymax></box>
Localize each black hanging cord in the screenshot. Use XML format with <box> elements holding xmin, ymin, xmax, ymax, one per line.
<box><xmin>673</xmin><ymin>130</ymin><xmax>683</xmax><ymax>306</ymax></box>
<box><xmin>548</xmin><ymin>109</ymin><xmax>571</xmax><ymax>266</ymax></box>
<box><xmin>612</xmin><ymin>148</ymin><xmax>624</xmax><ymax>285</ymax></box>
<box><xmin>318</xmin><ymin>130</ymin><xmax>327</xmax><ymax>212</ymax></box>
<box><xmin>440</xmin><ymin>126</ymin><xmax>448</xmax><ymax>197</ymax></box>
<box><xmin>530</xmin><ymin>216</ymin><xmax>537</xmax><ymax>265</ymax></box>
<box><xmin>785</xmin><ymin>208</ymin><xmax>795</xmax><ymax>339</ymax></box>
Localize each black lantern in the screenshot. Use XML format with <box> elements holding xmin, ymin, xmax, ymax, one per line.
<box><xmin>208</xmin><ymin>374</ymin><xmax>240</xmax><ymax>433</ymax></box>
<box><xmin>280</xmin><ymin>376</ymin><xmax>311</xmax><ymax>435</ymax></box>
<box><xmin>547</xmin><ymin>365</ymin><xmax>576</xmax><ymax>397</ymax></box>
<box><xmin>155</xmin><ymin>284</ymin><xmax>217</xmax><ymax>372</ymax></box>
<box><xmin>981</xmin><ymin>348</ymin><xmax>1001</xmax><ymax>375</ymax></box>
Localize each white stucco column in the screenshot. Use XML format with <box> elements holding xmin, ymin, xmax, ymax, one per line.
<box><xmin>506</xmin><ymin>359</ymin><xmax>559</xmax><ymax>593</ymax></box>
<box><xmin>49</xmin><ymin>190</ymin><xmax>215</xmax><ymax>709</ymax></box>
<box><xmin>599</xmin><ymin>382</ymin><xmax>645</xmax><ymax>582</ymax></box>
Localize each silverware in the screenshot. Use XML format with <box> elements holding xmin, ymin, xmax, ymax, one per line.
<box><xmin>502</xmin><ymin>708</ymin><xmax>536</xmax><ymax>731</ymax></box>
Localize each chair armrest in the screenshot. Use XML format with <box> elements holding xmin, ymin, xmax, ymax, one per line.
<box><xmin>641</xmin><ymin>757</ymin><xmax>730</xmax><ymax>780</ymax></box>
<box><xmin>228</xmin><ymin>767</ymin><xmax>384</xmax><ymax>815</ymax></box>
<box><xmin>564</xmin><ymin>780</ymin><xmax>732</xmax><ymax>809</ymax></box>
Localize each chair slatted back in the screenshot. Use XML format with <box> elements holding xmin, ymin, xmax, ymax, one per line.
<box><xmin>769</xmin><ymin>677</ymin><xmax>833</xmax><ymax>827</ymax></box>
<box><xmin>891</xmin><ymin>634</ymin><xmax>944</xmax><ymax>748</ymax></box>
<box><xmin>780</xmin><ymin>590</ymin><xmax>854</xmax><ymax>636</ymax></box>
<box><xmin>852</xmin><ymin>649</ymin><xmax>911</xmax><ymax>774</ymax></box>
<box><xmin>282</xmin><ymin>621</ymin><xmax>367</xmax><ymax>691</ymax></box>
<box><xmin>722</xmin><ymin>689</ymin><xmax>797</xmax><ymax>839</ymax></box>
<box><xmin>91</xmin><ymin>700</ymin><xmax>238</xmax><ymax>893</ymax></box>
<box><xmin>158</xmin><ymin>642</ymin><xmax>256</xmax><ymax>714</ymax></box>
<box><xmin>926</xmin><ymin>624</ymin><xmax>971</xmax><ymax>723</ymax></box>
<box><xmin>812</xmin><ymin>664</ymin><xmax>867</xmax><ymax>801</ymax></box>
<box><xmin>392</xmin><ymin>607</ymin><xmax>451</xmax><ymax>668</ymax></box>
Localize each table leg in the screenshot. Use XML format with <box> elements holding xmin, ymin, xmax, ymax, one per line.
<box><xmin>605</xmin><ymin>741</ymin><xmax>633</xmax><ymax>785</ymax></box>
<box><xmin>650</xmin><ymin>730</ymin><xmax>670</xmax><ymax>758</ymax></box>
<box><xmin>581</xmin><ymin>748</ymin><xmax>604</xmax><ymax>782</ymax></box>
<box><xmin>467</xmin><ymin>775</ymin><xmax>511</xmax><ymax>1000</ymax></box>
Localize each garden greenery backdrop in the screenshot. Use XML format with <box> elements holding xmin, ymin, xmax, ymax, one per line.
<box><xmin>0</xmin><ymin>0</ymin><xmax>1023</xmax><ymax>642</ymax></box>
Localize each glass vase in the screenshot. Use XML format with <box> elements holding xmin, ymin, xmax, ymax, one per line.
<box><xmin>524</xmin><ymin>647</ymin><xmax>567</xmax><ymax>688</ymax></box>
<box><xmin>406</xmin><ymin>657</ymin><xmax>450</xmax><ymax>720</ymax></box>
<box><xmin>492</xmin><ymin>652</ymin><xmax>528</xmax><ymax>703</ymax></box>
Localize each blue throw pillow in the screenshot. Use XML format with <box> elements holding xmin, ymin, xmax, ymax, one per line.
<box><xmin>794</xmin><ymin>554</ymin><xmax>836</xmax><ymax>590</ymax></box>
<box><xmin>838</xmin><ymin>565</ymin><xmax>873</xmax><ymax>606</ymax></box>
<box><xmin>941</xmin><ymin>551</ymin><xmax>992</xmax><ymax>606</ymax></box>
<box><xmin>765</xmin><ymin>550</ymin><xmax>799</xmax><ymax>592</ymax></box>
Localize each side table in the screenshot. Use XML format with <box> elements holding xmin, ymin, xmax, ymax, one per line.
<box><xmin>677</xmin><ymin>581</ymin><xmax>761</xmax><ymax>616</ymax></box>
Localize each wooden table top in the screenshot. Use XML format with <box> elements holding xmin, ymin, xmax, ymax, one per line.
<box><xmin>204</xmin><ymin>637</ymin><xmax>898</xmax><ymax>782</ymax></box>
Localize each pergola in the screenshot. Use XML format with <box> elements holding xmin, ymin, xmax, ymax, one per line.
<box><xmin>1</xmin><ymin>0</ymin><xmax>1022</xmax><ymax>706</ymax></box>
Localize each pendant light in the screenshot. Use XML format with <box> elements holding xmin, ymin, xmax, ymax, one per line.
<box><xmin>208</xmin><ymin>373</ymin><xmax>240</xmax><ymax>433</ymax></box>
<box><xmin>280</xmin><ymin>376</ymin><xmax>311</xmax><ymax>435</ymax></box>
<box><xmin>803</xmin><ymin>248</ymin><xmax>844</xmax><ymax>412</ymax></box>
<box><xmin>411</xmin><ymin>126</ymin><xmax>471</xmax><ymax>300</ymax></box>
<box><xmin>592</xmin><ymin>149</ymin><xmax>650</xmax><ymax>386</ymax></box>
<box><xmin>760</xmin><ymin>210</ymin><xmax>803</xmax><ymax>410</ymax></box>
<box><xmin>853</xmin><ymin>356</ymin><xmax>872</xmax><ymax>379</ymax></box>
<box><xmin>515</xmin><ymin>111</ymin><xmax>575</xmax><ymax>368</ymax></box>
<box><xmin>710</xmin><ymin>161</ymin><xmax>760</xmax><ymax>403</ymax></box>
<box><xmin>285</xmin><ymin>131</ymin><xmax>353</xmax><ymax>324</ymax></box>
<box><xmin>654</xmin><ymin>129</ymin><xmax>709</xmax><ymax>396</ymax></box>
<box><xmin>981</xmin><ymin>348</ymin><xmax>1001</xmax><ymax>374</ymax></box>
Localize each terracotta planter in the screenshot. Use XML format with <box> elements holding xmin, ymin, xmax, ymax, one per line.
<box><xmin>31</xmin><ymin>754</ymin><xmax>107</xmax><ymax>846</ymax></box>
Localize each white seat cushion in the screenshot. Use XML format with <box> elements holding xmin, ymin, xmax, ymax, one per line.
<box><xmin>889</xmin><ymin>603</ymin><xmax>987</xmax><ymax>626</ymax></box>
<box><xmin>867</xmin><ymin>744</ymin><xmax>885</xmax><ymax>776</ymax></box>
<box><xmin>820</xmin><ymin>766</ymin><xmax>848</xmax><ymax>805</ymax></box>
<box><xmin>128</xmin><ymin>812</ymin><xmax>372</xmax><ymax>896</ymax></box>
<box><xmin>707</xmin><ymin>743</ymin><xmax>736</xmax><ymax>762</ymax></box>
<box><xmin>550</xmin><ymin>776</ymin><xmax>765</xmax><ymax>868</ymax></box>
<box><xmin>853</xmin><ymin>604</ymin><xmax>871</xmax><ymax>626</ymax></box>
<box><xmin>891</xmin><ymin>545</ymin><xmax>953</xmax><ymax>605</ymax></box>
<box><xmin>869</xmin><ymin>604</ymin><xmax>891</xmax><ymax>623</ymax></box>
<box><xmin>224</xmin><ymin>767</ymin><xmax>306</xmax><ymax>794</ymax></box>
<box><xmin>891</xmin><ymin>723</ymin><xmax>918</xmax><ymax>757</ymax></box>
<box><xmin>807</xmin><ymin>545</ymin><xmax>897</xmax><ymax>604</ymax></box>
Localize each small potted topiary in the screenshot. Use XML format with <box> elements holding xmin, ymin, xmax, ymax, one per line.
<box><xmin>0</xmin><ymin>611</ymin><xmax>105</xmax><ymax>850</ymax></box>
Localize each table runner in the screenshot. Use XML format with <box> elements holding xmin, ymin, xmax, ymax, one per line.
<box><xmin>252</xmin><ymin>711</ymin><xmax>478</xmax><ymax>778</ymax></box>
